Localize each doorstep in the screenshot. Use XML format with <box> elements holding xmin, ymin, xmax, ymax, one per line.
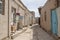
<box><xmin>11</xmin><ymin>27</ymin><xmax>28</xmax><ymax>39</ymax></box>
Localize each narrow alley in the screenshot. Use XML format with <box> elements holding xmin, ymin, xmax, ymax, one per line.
<box><xmin>0</xmin><ymin>0</ymin><xmax>60</xmax><ymax>40</ymax></box>
<box><xmin>13</xmin><ymin>24</ymin><xmax>55</xmax><ymax>40</ymax></box>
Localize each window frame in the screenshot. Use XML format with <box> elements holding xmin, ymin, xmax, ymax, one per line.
<box><xmin>45</xmin><ymin>11</ymin><xmax>46</xmax><ymax>22</ymax></box>
<box><xmin>0</xmin><ymin>0</ymin><xmax>5</xmax><ymax>15</ymax></box>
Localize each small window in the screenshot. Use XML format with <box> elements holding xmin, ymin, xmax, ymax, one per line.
<box><xmin>57</xmin><ymin>0</ymin><xmax>60</xmax><ymax>7</ymax></box>
<box><xmin>0</xmin><ymin>0</ymin><xmax>5</xmax><ymax>15</ymax></box>
<box><xmin>45</xmin><ymin>11</ymin><xmax>46</xmax><ymax>21</ymax></box>
<box><xmin>0</xmin><ymin>0</ymin><xmax>2</xmax><ymax>14</ymax></box>
<box><xmin>0</xmin><ymin>0</ymin><xmax>2</xmax><ymax>1</ymax></box>
<box><xmin>49</xmin><ymin>0</ymin><xmax>51</xmax><ymax>1</ymax></box>
<box><xmin>12</xmin><ymin>0</ymin><xmax>14</xmax><ymax>1</ymax></box>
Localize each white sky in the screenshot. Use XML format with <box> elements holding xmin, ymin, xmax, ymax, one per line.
<box><xmin>21</xmin><ymin>0</ymin><xmax>47</xmax><ymax>17</ymax></box>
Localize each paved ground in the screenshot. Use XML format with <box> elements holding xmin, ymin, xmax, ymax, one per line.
<box><xmin>13</xmin><ymin>24</ymin><xmax>56</xmax><ymax>40</ymax></box>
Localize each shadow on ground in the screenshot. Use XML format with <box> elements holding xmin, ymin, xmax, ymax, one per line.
<box><xmin>31</xmin><ymin>25</ymin><xmax>40</xmax><ymax>40</ymax></box>
<box><xmin>31</xmin><ymin>25</ymin><xmax>55</xmax><ymax>40</ymax></box>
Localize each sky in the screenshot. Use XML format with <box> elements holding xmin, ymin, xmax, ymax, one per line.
<box><xmin>21</xmin><ymin>0</ymin><xmax>47</xmax><ymax>17</ymax></box>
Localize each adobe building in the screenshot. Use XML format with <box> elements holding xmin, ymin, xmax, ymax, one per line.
<box><xmin>38</xmin><ymin>0</ymin><xmax>57</xmax><ymax>32</ymax></box>
<box><xmin>24</xmin><ymin>9</ymin><xmax>30</xmax><ymax>27</ymax></box>
<box><xmin>30</xmin><ymin>11</ymin><xmax>36</xmax><ymax>24</ymax></box>
<box><xmin>29</xmin><ymin>11</ymin><xmax>36</xmax><ymax>26</ymax></box>
<box><xmin>38</xmin><ymin>0</ymin><xmax>60</xmax><ymax>37</ymax></box>
<box><xmin>0</xmin><ymin>0</ymin><xmax>9</xmax><ymax>40</ymax></box>
<box><xmin>0</xmin><ymin>0</ymin><xmax>35</xmax><ymax>40</ymax></box>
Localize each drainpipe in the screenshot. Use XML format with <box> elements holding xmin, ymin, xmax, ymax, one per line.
<box><xmin>8</xmin><ymin>0</ymin><xmax>9</xmax><ymax>37</ymax></box>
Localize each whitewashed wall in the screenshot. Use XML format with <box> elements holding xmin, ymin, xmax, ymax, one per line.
<box><xmin>0</xmin><ymin>0</ymin><xmax>8</xmax><ymax>39</ymax></box>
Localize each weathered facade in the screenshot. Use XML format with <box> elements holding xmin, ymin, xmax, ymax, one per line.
<box><xmin>0</xmin><ymin>0</ymin><xmax>35</xmax><ymax>40</ymax></box>
<box><xmin>0</xmin><ymin>0</ymin><xmax>9</xmax><ymax>39</ymax></box>
<box><xmin>31</xmin><ymin>11</ymin><xmax>36</xmax><ymax>24</ymax></box>
<box><xmin>38</xmin><ymin>0</ymin><xmax>60</xmax><ymax>37</ymax></box>
<box><xmin>24</xmin><ymin>9</ymin><xmax>31</xmax><ymax>27</ymax></box>
<box><xmin>38</xmin><ymin>0</ymin><xmax>57</xmax><ymax>32</ymax></box>
<box><xmin>29</xmin><ymin>11</ymin><xmax>35</xmax><ymax>26</ymax></box>
<box><xmin>11</xmin><ymin>0</ymin><xmax>36</xmax><ymax>33</ymax></box>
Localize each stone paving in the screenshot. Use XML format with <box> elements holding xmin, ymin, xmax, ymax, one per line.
<box><xmin>13</xmin><ymin>24</ymin><xmax>56</xmax><ymax>40</ymax></box>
